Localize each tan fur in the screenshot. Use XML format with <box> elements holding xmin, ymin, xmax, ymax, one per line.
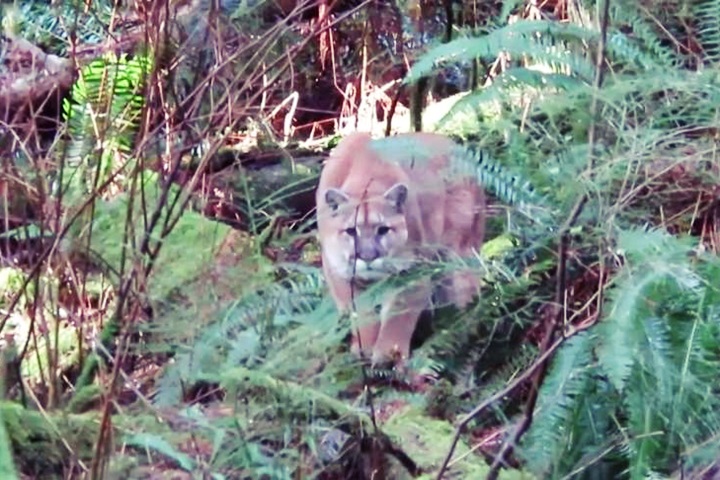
<box><xmin>315</xmin><ymin>132</ymin><xmax>486</xmax><ymax>365</ymax></box>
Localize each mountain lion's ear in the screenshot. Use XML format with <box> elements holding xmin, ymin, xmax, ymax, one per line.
<box><xmin>325</xmin><ymin>188</ymin><xmax>349</xmax><ymax>212</ymax></box>
<box><xmin>384</xmin><ymin>183</ymin><xmax>408</xmax><ymax>213</ymax></box>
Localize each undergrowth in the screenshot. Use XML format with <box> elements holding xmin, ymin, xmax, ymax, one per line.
<box><xmin>2</xmin><ymin>0</ymin><xmax>720</xmax><ymax>479</ymax></box>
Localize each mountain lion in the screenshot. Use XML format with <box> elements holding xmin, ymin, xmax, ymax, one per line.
<box><xmin>315</xmin><ymin>132</ymin><xmax>486</xmax><ymax>366</ymax></box>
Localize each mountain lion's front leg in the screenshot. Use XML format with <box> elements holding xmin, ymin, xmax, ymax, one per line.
<box><xmin>323</xmin><ymin>261</ymin><xmax>382</xmax><ymax>358</ymax></box>
<box><xmin>448</xmin><ymin>269</ymin><xmax>481</xmax><ymax>309</ymax></box>
<box><xmin>372</xmin><ymin>282</ymin><xmax>431</xmax><ymax>366</ymax></box>
<box><xmin>350</xmin><ymin>314</ymin><xmax>381</xmax><ymax>359</ymax></box>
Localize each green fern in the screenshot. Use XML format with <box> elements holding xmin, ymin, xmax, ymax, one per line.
<box><xmin>220</xmin><ymin>366</ymin><xmax>373</xmax><ymax>427</ymax></box>
<box><xmin>694</xmin><ymin>0</ymin><xmax>720</xmax><ymax>64</ymax></box>
<box><xmin>402</xmin><ymin>235</ymin><xmax>556</xmax><ymax>411</ymax></box>
<box><xmin>407</xmin><ymin>20</ymin><xmax>599</xmax><ymax>84</ymax></box>
<box><xmin>61</xmin><ymin>52</ymin><xmax>152</xmax><ymax>198</ymax></box>
<box><xmin>521</xmin><ymin>228</ymin><xmax>720</xmax><ymax>478</ymax></box>
<box><xmin>0</xmin><ymin>401</ymin><xmax>18</xmax><ymax>479</ymax></box>
<box><xmin>609</xmin><ymin>0</ymin><xmax>680</xmax><ymax>67</ymax></box>
<box><xmin>457</xmin><ymin>143</ymin><xmax>557</xmax><ymax>227</ymax></box>
<box><xmin>8</xmin><ymin>1</ymin><xmax>111</xmax><ymax>56</ymax></box>
<box><xmin>124</xmin><ymin>433</ymin><xmax>195</xmax><ymax>472</ymax></box>
<box><xmin>521</xmin><ymin>331</ymin><xmax>597</xmax><ymax>475</ymax></box>
<box><xmin>607</xmin><ymin>32</ymin><xmax>665</xmax><ymax>71</ymax></box>
<box><xmin>597</xmin><ymin>228</ymin><xmax>701</xmax><ymax>392</ymax></box>
<box><xmin>395</xmin><ymin>11</ymin><xmax>720</xmax><ymax>476</ymax></box>
<box><xmin>154</xmin><ymin>270</ymin><xmax>328</xmax><ymax>406</ymax></box>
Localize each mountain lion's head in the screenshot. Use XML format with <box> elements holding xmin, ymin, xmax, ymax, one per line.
<box><xmin>319</xmin><ymin>181</ymin><xmax>411</xmax><ymax>281</ymax></box>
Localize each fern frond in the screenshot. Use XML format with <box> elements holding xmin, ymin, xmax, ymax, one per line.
<box><xmin>0</xmin><ymin>401</ymin><xmax>18</xmax><ymax>479</ymax></box>
<box><xmin>694</xmin><ymin>0</ymin><xmax>720</xmax><ymax>64</ymax></box>
<box><xmin>154</xmin><ymin>269</ymin><xmax>328</xmax><ymax>406</ymax></box>
<box><xmin>449</xmin><ymin>143</ymin><xmax>558</xmax><ymax>229</ymax></box>
<box><xmin>11</xmin><ymin>1</ymin><xmax>111</xmax><ymax>56</ymax></box>
<box><xmin>610</xmin><ymin>1</ymin><xmax>679</xmax><ymax>67</ymax></box>
<box><xmin>527</xmin><ymin>35</ymin><xmax>597</xmax><ymax>80</ymax></box>
<box><xmin>209</xmin><ymin>269</ymin><xmax>326</xmax><ymax>353</ymax></box>
<box><xmin>434</xmin><ymin>67</ymin><xmax>587</xmax><ymax>134</ymax></box>
<box><xmin>577</xmin><ymin>69</ymin><xmax>720</xmax><ymax>134</ymax></box>
<box><xmin>63</xmin><ymin>53</ymin><xmax>151</xmax><ymax>152</ymax></box>
<box><xmin>592</xmin><ymin>228</ymin><xmax>720</xmax><ymax>477</ymax></box>
<box><xmin>597</xmin><ymin>228</ymin><xmax>701</xmax><ymax>392</ymax></box>
<box><xmin>219</xmin><ymin>367</ymin><xmax>374</xmax><ymax>427</ymax></box>
<box><xmin>408</xmin><ymin>20</ymin><xmax>598</xmax><ymax>83</ymax></box>
<box><xmin>521</xmin><ymin>331</ymin><xmax>595</xmax><ymax>474</ymax></box>
<box><xmin>124</xmin><ymin>433</ymin><xmax>195</xmax><ymax>472</ymax></box>
<box><xmin>620</xmin><ymin>229</ymin><xmax>706</xmax><ymax>295</ymax></box>
<box><xmin>522</xmin><ymin>230</ymin><xmax>720</xmax><ymax>478</ymax></box>
<box><xmin>61</xmin><ymin>52</ymin><xmax>152</xmax><ymax>197</ymax></box>
<box><xmin>623</xmin><ymin>365</ymin><xmax>671</xmax><ymax>477</ymax></box>
<box><xmin>419</xmin><ymin>263</ymin><xmax>542</xmax><ymax>387</ymax></box>
<box><xmin>607</xmin><ymin>31</ymin><xmax>666</xmax><ymax>70</ymax></box>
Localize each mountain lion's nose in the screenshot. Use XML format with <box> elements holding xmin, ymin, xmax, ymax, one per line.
<box><xmin>356</xmin><ymin>245</ymin><xmax>380</xmax><ymax>263</ymax></box>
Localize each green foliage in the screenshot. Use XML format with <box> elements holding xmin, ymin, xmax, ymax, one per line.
<box><xmin>597</xmin><ymin>229</ymin><xmax>701</xmax><ymax>392</ymax></box>
<box><xmin>408</xmin><ymin>20</ymin><xmax>598</xmax><ymax>84</ymax></box>
<box><xmin>608</xmin><ymin>3</ymin><xmax>676</xmax><ymax>68</ymax></box>
<box><xmin>416</xmin><ymin>264</ymin><xmax>544</xmax><ymax>381</ymax></box>
<box><xmin>5</xmin><ymin>1</ymin><xmax>112</xmax><ymax>55</ymax></box>
<box><xmin>522</xmin><ymin>332</ymin><xmax>610</xmax><ymax>475</ymax></box>
<box><xmin>0</xmin><ymin>404</ymin><xmax>18</xmax><ymax>480</ymax></box>
<box><xmin>0</xmin><ymin>268</ymin><xmax>29</xmax><ymax>309</ymax></box>
<box><xmin>9</xmin><ymin>0</ymin><xmax>720</xmax><ymax>478</ymax></box>
<box><xmin>402</xmin><ymin>2</ymin><xmax>720</xmax><ymax>478</ymax></box>
<box><xmin>153</xmin><ymin>268</ymin><xmax>331</xmax><ymax>405</ymax></box>
<box><xmin>114</xmin><ymin>405</ymin><xmax>298</xmax><ymax>478</ymax></box>
<box><xmin>61</xmin><ymin>52</ymin><xmax>152</xmax><ymax>200</ymax></box>
<box><xmin>124</xmin><ymin>433</ymin><xmax>195</xmax><ymax>471</ymax></box>
<box><xmin>383</xmin><ymin>407</ymin><xmax>534</xmax><ymax>479</ymax></box>
<box><xmin>221</xmin><ymin>366</ymin><xmax>373</xmax><ymax>427</ymax></box>
<box><xmin>693</xmin><ymin>0</ymin><xmax>720</xmax><ymax>63</ymax></box>
<box><xmin>1</xmin><ymin>402</ymin><xmax>98</xmax><ymax>477</ymax></box>
<box><xmin>522</xmin><ymin>229</ymin><xmax>720</xmax><ymax>478</ymax></box>
<box><xmin>460</xmin><ymin>144</ymin><xmax>556</xmax><ymax>226</ymax></box>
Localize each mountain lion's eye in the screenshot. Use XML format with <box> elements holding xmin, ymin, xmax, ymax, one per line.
<box><xmin>344</xmin><ymin>227</ymin><xmax>358</xmax><ymax>237</ymax></box>
<box><xmin>377</xmin><ymin>226</ymin><xmax>390</xmax><ymax>235</ymax></box>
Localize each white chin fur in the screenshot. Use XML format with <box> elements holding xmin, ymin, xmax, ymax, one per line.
<box><xmin>328</xmin><ymin>255</ymin><xmax>408</xmax><ymax>281</ymax></box>
<box><xmin>353</xmin><ymin>269</ymin><xmax>387</xmax><ymax>281</ymax></box>
<box><xmin>347</xmin><ymin>259</ymin><xmax>385</xmax><ymax>280</ymax></box>
<box><xmin>355</xmin><ymin>258</ymin><xmax>381</xmax><ymax>271</ymax></box>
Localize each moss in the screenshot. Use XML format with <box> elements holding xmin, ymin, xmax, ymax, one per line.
<box><xmin>383</xmin><ymin>406</ymin><xmax>536</xmax><ymax>479</ymax></box>
<box><xmin>2</xmin><ymin>402</ymin><xmax>100</xmax><ymax>478</ymax></box>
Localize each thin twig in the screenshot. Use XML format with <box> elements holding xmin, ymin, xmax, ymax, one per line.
<box><xmin>350</xmin><ymin>182</ymin><xmax>380</xmax><ymax>433</ymax></box>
